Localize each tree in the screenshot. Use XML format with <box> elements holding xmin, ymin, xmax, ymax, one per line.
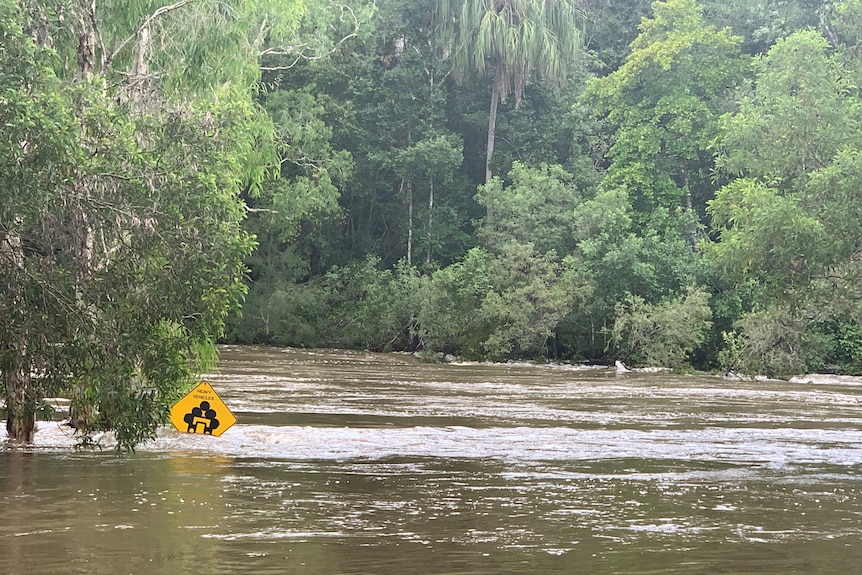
<box><xmin>228</xmin><ymin>86</ymin><xmax>352</xmax><ymax>344</ymax></box>
<box><xmin>0</xmin><ymin>0</ymin><xmax>303</xmax><ymax>448</ymax></box>
<box><xmin>579</xmin><ymin>0</ymin><xmax>655</xmax><ymax>71</ymax></box>
<box><xmin>707</xmin><ymin>28</ymin><xmax>862</xmax><ymax>376</ymax></box>
<box><xmin>0</xmin><ymin>0</ymin><xmax>78</xmax><ymax>441</ymax></box>
<box><xmin>715</xmin><ymin>30</ymin><xmax>859</xmax><ymax>189</ymax></box>
<box><xmin>475</xmin><ymin>162</ymin><xmax>582</xmax><ymax>256</ymax></box>
<box><xmin>706</xmin><ymin>179</ymin><xmax>829</xmax><ymax>292</ymax></box>
<box><xmin>297</xmin><ymin>0</ymin><xmax>475</xmax><ymax>269</ymax></box>
<box><xmin>585</xmin><ymin>0</ymin><xmax>744</xmax><ymax>226</ymax></box>
<box><xmin>552</xmin><ymin>186</ymin><xmax>707</xmax><ymax>360</ymax></box>
<box><xmin>390</xmin><ymin>135</ymin><xmax>464</xmax><ymax>266</ymax></box>
<box><xmin>433</xmin><ymin>0</ymin><xmax>584</xmax><ymax>186</ymax></box>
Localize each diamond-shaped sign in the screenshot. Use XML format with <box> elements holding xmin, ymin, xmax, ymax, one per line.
<box><xmin>170</xmin><ymin>381</ymin><xmax>236</xmax><ymax>437</ymax></box>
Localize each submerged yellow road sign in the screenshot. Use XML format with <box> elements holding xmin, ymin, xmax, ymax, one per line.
<box><xmin>170</xmin><ymin>381</ymin><xmax>236</xmax><ymax>437</ymax></box>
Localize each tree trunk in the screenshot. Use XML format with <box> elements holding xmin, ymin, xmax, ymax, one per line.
<box><xmin>67</xmin><ymin>192</ymin><xmax>96</xmax><ymax>431</ymax></box>
<box><xmin>485</xmin><ymin>71</ymin><xmax>500</xmax><ymax>186</ymax></box>
<box><xmin>77</xmin><ymin>1</ymin><xmax>96</xmax><ymax>80</ymax></box>
<box><xmin>485</xmin><ymin>69</ymin><xmax>502</xmax><ymax>222</ymax></box>
<box><xmin>405</xmin><ymin>179</ymin><xmax>413</xmax><ymax>266</ymax></box>
<box><xmin>682</xmin><ymin>171</ymin><xmax>697</xmax><ymax>249</ymax></box>
<box><xmin>69</xmin><ymin>1</ymin><xmax>98</xmax><ymax>432</ymax></box>
<box><xmin>130</xmin><ymin>22</ymin><xmax>151</xmax><ymax>105</ymax></box>
<box><xmin>132</xmin><ymin>24</ymin><xmax>149</xmax><ymax>77</ymax></box>
<box><xmin>426</xmin><ymin>177</ymin><xmax>434</xmax><ymax>266</ymax></box>
<box><xmin>68</xmin><ymin>401</ymin><xmax>95</xmax><ymax>432</ymax></box>
<box><xmin>4</xmin><ymin>347</ymin><xmax>36</xmax><ymax>442</ymax></box>
<box><xmin>1</xmin><ymin>227</ymin><xmax>36</xmax><ymax>441</ymax></box>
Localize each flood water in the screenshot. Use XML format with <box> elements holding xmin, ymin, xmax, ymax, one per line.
<box><xmin>3</xmin><ymin>345</ymin><xmax>862</xmax><ymax>574</ymax></box>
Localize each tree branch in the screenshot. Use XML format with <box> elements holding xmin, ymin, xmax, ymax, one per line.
<box><xmin>106</xmin><ymin>0</ymin><xmax>194</xmax><ymax>69</ymax></box>
<box><xmin>259</xmin><ymin>4</ymin><xmax>359</xmax><ymax>71</ymax></box>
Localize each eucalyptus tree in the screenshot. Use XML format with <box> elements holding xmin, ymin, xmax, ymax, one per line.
<box><xmin>1</xmin><ymin>0</ymin><xmax>76</xmax><ymax>442</ymax></box>
<box><xmin>433</xmin><ymin>0</ymin><xmax>584</xmax><ymax>186</ymax></box>
<box><xmin>0</xmin><ymin>0</ymin><xmax>305</xmax><ymax>448</ymax></box>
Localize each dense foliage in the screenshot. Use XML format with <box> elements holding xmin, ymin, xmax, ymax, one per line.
<box><xmin>0</xmin><ymin>0</ymin><xmax>297</xmax><ymax>447</ymax></box>
<box><xmin>5</xmin><ymin>0</ymin><xmax>862</xmax><ymax>447</ymax></box>
<box><xmin>228</xmin><ymin>0</ymin><xmax>860</xmax><ymax>380</ymax></box>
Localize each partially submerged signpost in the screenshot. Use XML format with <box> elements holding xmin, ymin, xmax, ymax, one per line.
<box><xmin>169</xmin><ymin>381</ymin><xmax>236</xmax><ymax>437</ymax></box>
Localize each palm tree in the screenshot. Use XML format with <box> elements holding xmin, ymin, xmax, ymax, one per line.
<box><xmin>435</xmin><ymin>0</ymin><xmax>582</xmax><ymax>185</ymax></box>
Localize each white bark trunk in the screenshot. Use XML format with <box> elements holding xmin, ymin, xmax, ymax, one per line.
<box><xmin>405</xmin><ymin>179</ymin><xmax>413</xmax><ymax>267</ymax></box>
<box><xmin>426</xmin><ymin>178</ymin><xmax>434</xmax><ymax>265</ymax></box>
<box><xmin>485</xmin><ymin>69</ymin><xmax>502</xmax><ymax>222</ymax></box>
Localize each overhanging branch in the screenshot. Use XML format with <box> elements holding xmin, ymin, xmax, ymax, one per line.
<box><xmin>259</xmin><ymin>4</ymin><xmax>359</xmax><ymax>71</ymax></box>
<box><xmin>106</xmin><ymin>0</ymin><xmax>194</xmax><ymax>69</ymax></box>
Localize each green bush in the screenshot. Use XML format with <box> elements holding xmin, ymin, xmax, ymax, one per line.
<box><xmin>720</xmin><ymin>306</ymin><xmax>827</xmax><ymax>379</ymax></box>
<box><xmin>321</xmin><ymin>257</ymin><xmax>424</xmax><ymax>351</ymax></box>
<box><xmin>609</xmin><ymin>287</ymin><xmax>713</xmax><ymax>369</ymax></box>
<box><xmin>418</xmin><ymin>243</ymin><xmax>590</xmax><ymax>360</ymax></box>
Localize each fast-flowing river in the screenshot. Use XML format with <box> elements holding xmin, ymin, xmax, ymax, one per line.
<box><xmin>3</xmin><ymin>345</ymin><xmax>862</xmax><ymax>574</ymax></box>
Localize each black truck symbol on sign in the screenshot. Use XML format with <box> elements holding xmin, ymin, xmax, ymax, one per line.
<box><xmin>183</xmin><ymin>401</ymin><xmax>221</xmax><ymax>434</ymax></box>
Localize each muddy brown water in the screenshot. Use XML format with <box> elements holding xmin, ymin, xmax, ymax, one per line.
<box><xmin>3</xmin><ymin>345</ymin><xmax>862</xmax><ymax>574</ymax></box>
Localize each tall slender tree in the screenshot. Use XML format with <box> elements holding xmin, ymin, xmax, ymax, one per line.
<box><xmin>434</xmin><ymin>0</ymin><xmax>583</xmax><ymax>186</ymax></box>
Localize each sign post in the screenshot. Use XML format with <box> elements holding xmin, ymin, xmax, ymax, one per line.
<box><xmin>170</xmin><ymin>381</ymin><xmax>236</xmax><ymax>437</ymax></box>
